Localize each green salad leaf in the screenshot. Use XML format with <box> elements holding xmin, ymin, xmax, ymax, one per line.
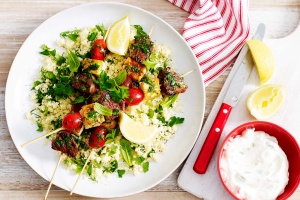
<box><xmin>66</xmin><ymin>49</ymin><xmax>80</xmax><ymax>72</ymax></box>
<box><xmin>120</xmin><ymin>139</ymin><xmax>133</xmax><ymax>167</ymax></box>
<box><xmin>94</xmin><ymin>102</ymin><xmax>112</xmax><ymax>116</ymax></box>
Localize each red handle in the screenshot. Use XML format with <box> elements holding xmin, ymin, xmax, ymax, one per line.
<box><xmin>193</xmin><ymin>103</ymin><xmax>232</xmax><ymax>174</ymax></box>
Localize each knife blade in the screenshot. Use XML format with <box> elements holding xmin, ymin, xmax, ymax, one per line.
<box><xmin>193</xmin><ymin>23</ymin><xmax>266</xmax><ymax>174</ymax></box>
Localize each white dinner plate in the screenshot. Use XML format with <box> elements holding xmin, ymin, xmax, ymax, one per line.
<box><xmin>5</xmin><ymin>2</ymin><xmax>205</xmax><ymax>198</ymax></box>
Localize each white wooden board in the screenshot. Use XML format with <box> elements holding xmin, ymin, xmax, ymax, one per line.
<box><xmin>177</xmin><ymin>23</ymin><xmax>300</xmax><ymax>199</ymax></box>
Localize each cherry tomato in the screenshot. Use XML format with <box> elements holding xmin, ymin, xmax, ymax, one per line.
<box><xmin>89</xmin><ymin>126</ymin><xmax>107</xmax><ymax>149</ymax></box>
<box><xmin>91</xmin><ymin>39</ymin><xmax>107</xmax><ymax>60</ymax></box>
<box><xmin>125</xmin><ymin>88</ymin><xmax>144</xmax><ymax>106</ymax></box>
<box><xmin>62</xmin><ymin>113</ymin><xmax>83</xmax><ymax>131</ymax></box>
<box><xmin>120</xmin><ymin>75</ymin><xmax>133</xmax><ymax>87</ymax></box>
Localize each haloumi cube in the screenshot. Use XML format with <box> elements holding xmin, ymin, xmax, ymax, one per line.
<box><xmin>79</xmin><ymin>103</ymin><xmax>105</xmax><ymax>129</ymax></box>
<box><xmin>139</xmin><ymin>77</ymin><xmax>160</xmax><ymax>100</ymax></box>
<box><xmin>82</xmin><ymin>58</ymin><xmax>106</xmax><ymax>77</ymax></box>
<box><xmin>122</xmin><ymin>57</ymin><xmax>146</xmax><ymax>81</ymax></box>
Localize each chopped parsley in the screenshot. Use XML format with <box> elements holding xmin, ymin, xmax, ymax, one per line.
<box><xmin>60</xmin><ymin>29</ymin><xmax>80</xmax><ymax>42</ymax></box>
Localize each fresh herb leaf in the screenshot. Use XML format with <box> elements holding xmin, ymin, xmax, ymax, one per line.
<box><xmin>94</xmin><ymin>102</ymin><xmax>112</xmax><ymax>116</ymax></box>
<box><xmin>56</xmin><ymin>55</ymin><xmax>66</xmax><ymax>66</ymax></box>
<box><xmin>109</xmin><ymin>145</ymin><xmax>118</xmax><ymax>156</ymax></box>
<box><xmin>53</xmin><ymin>83</ymin><xmax>74</xmax><ymax>98</ymax></box>
<box><xmin>88</xmin><ymin>32</ymin><xmax>98</xmax><ymax>41</ymax></box>
<box><xmin>168</xmin><ymin>116</ymin><xmax>184</xmax><ymax>127</ymax></box>
<box><xmin>134</xmin><ymin>25</ymin><xmax>148</xmax><ymax>38</ymax></box>
<box><xmin>104</xmin><ymin>160</ymin><xmax>118</xmax><ymax>173</ymax></box>
<box><xmin>51</xmin><ymin>118</ymin><xmax>62</xmax><ymax>130</ymax></box>
<box><xmin>87</xmin><ymin>163</ymin><xmax>93</xmax><ymax>176</ymax></box>
<box><xmin>156</xmin><ymin>105</ymin><xmax>163</xmax><ymax>113</ymax></box>
<box><xmin>60</xmin><ymin>30</ymin><xmax>80</xmax><ymax>42</ymax></box>
<box><xmin>96</xmin><ymin>24</ymin><xmax>106</xmax><ymax>37</ymax></box>
<box><xmin>74</xmin><ymin>96</ymin><xmax>86</xmax><ymax>104</ymax></box>
<box><xmin>88</xmin><ymin>63</ymin><xmax>99</xmax><ymax>70</ymax></box>
<box><xmin>40</xmin><ymin>44</ymin><xmax>56</xmax><ymax>57</ymax></box>
<box><xmin>99</xmin><ymin>71</ymin><xmax>111</xmax><ymax>90</ymax></box>
<box><xmin>142</xmin><ymin>54</ymin><xmax>157</xmax><ymax>71</ymax></box>
<box><xmin>107</xmin><ymin>70</ymin><xmax>127</xmax><ymax>87</ymax></box>
<box><xmin>147</xmin><ymin>149</ymin><xmax>155</xmax><ymax>158</ymax></box>
<box><xmin>66</xmin><ymin>49</ymin><xmax>80</xmax><ymax>73</ymax></box>
<box><xmin>135</xmin><ymin>156</ymin><xmax>145</xmax><ymax>164</ymax></box>
<box><xmin>30</xmin><ymin>109</ymin><xmax>41</xmax><ymax>118</ymax></box>
<box><xmin>36</xmin><ymin>121</ymin><xmax>43</xmax><ymax>132</ymax></box>
<box><xmin>32</xmin><ymin>81</ymin><xmax>41</xmax><ymax>90</ymax></box>
<box><xmin>120</xmin><ymin>139</ymin><xmax>133</xmax><ymax>167</ymax></box>
<box><xmin>117</xmin><ymin>169</ymin><xmax>125</xmax><ymax>178</ymax></box>
<box><xmin>147</xmin><ymin>109</ymin><xmax>154</xmax><ymax>119</ymax></box>
<box><xmin>160</xmin><ymin>94</ymin><xmax>179</xmax><ymax>108</ymax></box>
<box><xmin>106</xmin><ymin>129</ymin><xmax>117</xmax><ymax>140</ymax></box>
<box><xmin>142</xmin><ymin>161</ymin><xmax>149</xmax><ymax>172</ymax></box>
<box><xmin>157</xmin><ymin>116</ymin><xmax>166</xmax><ymax>125</ymax></box>
<box><xmin>109</xmin><ymin>86</ymin><xmax>129</xmax><ymax>103</ymax></box>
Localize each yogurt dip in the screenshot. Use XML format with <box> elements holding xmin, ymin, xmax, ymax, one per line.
<box><xmin>219</xmin><ymin>128</ymin><xmax>289</xmax><ymax>200</ymax></box>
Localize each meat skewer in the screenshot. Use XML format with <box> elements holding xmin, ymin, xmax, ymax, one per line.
<box><xmin>45</xmin><ymin>129</ymin><xmax>80</xmax><ymax>198</ymax></box>
<box><xmin>158</xmin><ymin>67</ymin><xmax>188</xmax><ymax>97</ymax></box>
<box><xmin>21</xmin><ymin>112</ymin><xmax>83</xmax><ymax>148</ymax></box>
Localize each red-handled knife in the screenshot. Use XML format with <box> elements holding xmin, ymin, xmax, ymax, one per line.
<box><xmin>193</xmin><ymin>23</ymin><xmax>266</xmax><ymax>174</ymax></box>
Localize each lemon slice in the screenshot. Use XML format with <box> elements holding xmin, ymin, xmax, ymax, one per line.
<box><xmin>247</xmin><ymin>84</ymin><xmax>285</xmax><ymax>120</ymax></box>
<box><xmin>106</xmin><ymin>16</ymin><xmax>130</xmax><ymax>55</ymax></box>
<box><xmin>119</xmin><ymin>112</ymin><xmax>157</xmax><ymax>144</ymax></box>
<box><xmin>247</xmin><ymin>40</ymin><xmax>275</xmax><ymax>85</ymax></box>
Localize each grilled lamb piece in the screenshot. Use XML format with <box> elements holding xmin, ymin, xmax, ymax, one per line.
<box><xmin>128</xmin><ymin>33</ymin><xmax>153</xmax><ymax>63</ymax></box>
<box><xmin>71</xmin><ymin>73</ymin><xmax>97</xmax><ymax>95</ymax></box>
<box><xmin>158</xmin><ymin>67</ymin><xmax>188</xmax><ymax>96</ymax></box>
<box><xmin>51</xmin><ymin>130</ymin><xmax>78</xmax><ymax>158</ymax></box>
<box><xmin>98</xmin><ymin>91</ymin><xmax>120</xmax><ymax>121</ymax></box>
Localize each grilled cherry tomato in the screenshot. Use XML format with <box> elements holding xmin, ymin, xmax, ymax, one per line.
<box><xmin>120</xmin><ymin>75</ymin><xmax>133</xmax><ymax>87</ymax></box>
<box><xmin>91</xmin><ymin>39</ymin><xmax>107</xmax><ymax>60</ymax></box>
<box><xmin>89</xmin><ymin>126</ymin><xmax>108</xmax><ymax>149</ymax></box>
<box><xmin>125</xmin><ymin>87</ymin><xmax>144</xmax><ymax>106</ymax></box>
<box><xmin>62</xmin><ymin>113</ymin><xmax>83</xmax><ymax>131</ymax></box>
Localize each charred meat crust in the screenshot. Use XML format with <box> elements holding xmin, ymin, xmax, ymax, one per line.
<box><xmin>158</xmin><ymin>67</ymin><xmax>188</xmax><ymax>96</ymax></box>
<box><xmin>98</xmin><ymin>90</ymin><xmax>120</xmax><ymax>121</ymax></box>
<box><xmin>128</xmin><ymin>34</ymin><xmax>154</xmax><ymax>63</ymax></box>
<box><xmin>51</xmin><ymin>130</ymin><xmax>78</xmax><ymax>158</ymax></box>
<box><xmin>71</xmin><ymin>73</ymin><xmax>97</xmax><ymax>95</ymax></box>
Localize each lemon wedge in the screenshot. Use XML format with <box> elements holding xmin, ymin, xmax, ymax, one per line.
<box><xmin>247</xmin><ymin>40</ymin><xmax>275</xmax><ymax>85</ymax></box>
<box><xmin>119</xmin><ymin>112</ymin><xmax>157</xmax><ymax>144</ymax></box>
<box><xmin>247</xmin><ymin>84</ymin><xmax>285</xmax><ymax>120</ymax></box>
<box><xmin>106</xmin><ymin>16</ymin><xmax>130</xmax><ymax>55</ymax></box>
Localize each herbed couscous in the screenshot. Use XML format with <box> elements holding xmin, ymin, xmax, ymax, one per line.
<box><xmin>27</xmin><ymin>18</ymin><xmax>188</xmax><ymax>181</ymax></box>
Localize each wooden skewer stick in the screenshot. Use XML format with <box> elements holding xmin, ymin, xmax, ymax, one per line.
<box><xmin>148</xmin><ymin>25</ymin><xmax>154</xmax><ymax>36</ymax></box>
<box><xmin>180</xmin><ymin>69</ymin><xmax>195</xmax><ymax>77</ymax></box>
<box><xmin>70</xmin><ymin>149</ymin><xmax>94</xmax><ymax>195</ymax></box>
<box><xmin>44</xmin><ymin>154</ymin><xmax>63</xmax><ymax>200</ymax></box>
<box><xmin>21</xmin><ymin>127</ymin><xmax>65</xmax><ymax>148</ymax></box>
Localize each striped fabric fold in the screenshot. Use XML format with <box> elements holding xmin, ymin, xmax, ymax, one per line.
<box><xmin>168</xmin><ymin>0</ymin><xmax>250</xmax><ymax>86</ymax></box>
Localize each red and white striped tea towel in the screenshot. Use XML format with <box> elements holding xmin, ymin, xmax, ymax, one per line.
<box><xmin>168</xmin><ymin>0</ymin><xmax>250</xmax><ymax>86</ymax></box>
